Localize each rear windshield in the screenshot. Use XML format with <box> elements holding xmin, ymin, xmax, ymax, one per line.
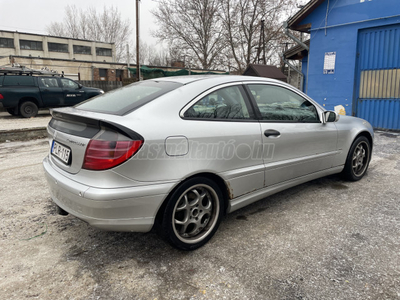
<box><xmin>76</xmin><ymin>80</ymin><xmax>183</xmax><ymax>115</ymax></box>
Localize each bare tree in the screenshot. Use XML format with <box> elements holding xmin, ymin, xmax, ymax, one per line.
<box><xmin>46</xmin><ymin>5</ymin><xmax>132</xmax><ymax>62</ymax></box>
<box><xmin>219</xmin><ymin>0</ymin><xmax>297</xmax><ymax>73</ymax></box>
<box><xmin>148</xmin><ymin>48</ymin><xmax>170</xmax><ymax>67</ymax></box>
<box><xmin>152</xmin><ymin>0</ymin><xmax>299</xmax><ymax>72</ymax></box>
<box><xmin>123</xmin><ymin>41</ymin><xmax>155</xmax><ymax>66</ymax></box>
<box><xmin>152</xmin><ymin>0</ymin><xmax>225</xmax><ymax>69</ymax></box>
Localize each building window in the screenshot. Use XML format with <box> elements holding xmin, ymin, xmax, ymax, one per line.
<box><xmin>0</xmin><ymin>38</ymin><xmax>14</xmax><ymax>48</ymax></box>
<box><xmin>20</xmin><ymin>40</ymin><xmax>43</xmax><ymax>50</ymax></box>
<box><xmin>73</xmin><ymin>45</ymin><xmax>91</xmax><ymax>55</ymax></box>
<box><xmin>99</xmin><ymin>68</ymin><xmax>107</xmax><ymax>80</ymax></box>
<box><xmin>116</xmin><ymin>69</ymin><xmax>123</xmax><ymax>81</ymax></box>
<box><xmin>96</xmin><ymin>47</ymin><xmax>112</xmax><ymax>57</ymax></box>
<box><xmin>48</xmin><ymin>42</ymin><xmax>69</xmax><ymax>53</ymax></box>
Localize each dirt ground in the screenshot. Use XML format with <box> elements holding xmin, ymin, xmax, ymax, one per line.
<box><xmin>0</xmin><ymin>110</ymin><xmax>51</xmax><ymax>131</ymax></box>
<box><xmin>0</xmin><ymin>131</ymin><xmax>399</xmax><ymax>300</ymax></box>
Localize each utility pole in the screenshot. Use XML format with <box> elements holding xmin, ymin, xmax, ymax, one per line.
<box><xmin>256</xmin><ymin>19</ymin><xmax>266</xmax><ymax>64</ymax></box>
<box><xmin>136</xmin><ymin>0</ymin><xmax>141</xmax><ymax>81</ymax></box>
<box><xmin>262</xmin><ymin>19</ymin><xmax>266</xmax><ymax>65</ymax></box>
<box><xmin>127</xmin><ymin>44</ymin><xmax>130</xmax><ymax>78</ymax></box>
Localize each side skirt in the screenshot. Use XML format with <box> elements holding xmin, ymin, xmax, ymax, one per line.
<box><xmin>228</xmin><ymin>166</ymin><xmax>344</xmax><ymax>213</ymax></box>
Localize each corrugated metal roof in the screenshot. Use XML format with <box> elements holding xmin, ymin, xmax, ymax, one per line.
<box><xmin>243</xmin><ymin>64</ymin><xmax>287</xmax><ymax>82</ymax></box>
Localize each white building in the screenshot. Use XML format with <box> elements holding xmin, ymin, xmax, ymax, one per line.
<box><xmin>0</xmin><ymin>30</ymin><xmax>129</xmax><ymax>81</ymax></box>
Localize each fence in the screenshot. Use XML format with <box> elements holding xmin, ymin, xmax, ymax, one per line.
<box><xmin>78</xmin><ymin>80</ymin><xmax>122</xmax><ymax>92</ymax></box>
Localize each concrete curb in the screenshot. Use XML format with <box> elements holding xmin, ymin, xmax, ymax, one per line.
<box><xmin>0</xmin><ymin>127</ymin><xmax>48</xmax><ymax>143</ymax></box>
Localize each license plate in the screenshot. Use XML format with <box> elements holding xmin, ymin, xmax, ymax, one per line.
<box><xmin>51</xmin><ymin>141</ymin><xmax>71</xmax><ymax>165</ymax></box>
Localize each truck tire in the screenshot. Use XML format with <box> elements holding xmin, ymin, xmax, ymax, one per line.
<box><xmin>20</xmin><ymin>101</ymin><xmax>38</xmax><ymax>118</ymax></box>
<box><xmin>7</xmin><ymin>107</ymin><xmax>19</xmax><ymax>116</ymax></box>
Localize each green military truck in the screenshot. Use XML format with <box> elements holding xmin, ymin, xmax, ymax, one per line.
<box><xmin>0</xmin><ymin>67</ymin><xmax>104</xmax><ymax>118</ymax></box>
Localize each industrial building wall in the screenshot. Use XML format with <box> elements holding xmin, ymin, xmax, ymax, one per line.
<box><xmin>355</xmin><ymin>24</ymin><xmax>400</xmax><ymax>130</ymax></box>
<box><xmin>298</xmin><ymin>0</ymin><xmax>400</xmax><ymax>120</ymax></box>
<box><xmin>0</xmin><ymin>56</ymin><xmax>129</xmax><ymax>81</ymax></box>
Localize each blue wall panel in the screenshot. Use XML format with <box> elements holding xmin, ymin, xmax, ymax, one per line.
<box><xmin>356</xmin><ymin>24</ymin><xmax>400</xmax><ymax>130</ymax></box>
<box><xmin>358</xmin><ymin>100</ymin><xmax>400</xmax><ymax>130</ymax></box>
<box><xmin>295</xmin><ymin>0</ymin><xmax>400</xmax><ymax>129</ymax></box>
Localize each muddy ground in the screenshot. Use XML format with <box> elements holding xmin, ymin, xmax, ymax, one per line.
<box><xmin>0</xmin><ymin>131</ymin><xmax>399</xmax><ymax>300</ymax></box>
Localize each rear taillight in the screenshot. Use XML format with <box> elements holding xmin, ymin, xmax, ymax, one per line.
<box><xmin>82</xmin><ymin>129</ymin><xmax>143</xmax><ymax>170</ymax></box>
<box><xmin>0</xmin><ymin>94</ymin><xmax>4</xmax><ymax>100</ymax></box>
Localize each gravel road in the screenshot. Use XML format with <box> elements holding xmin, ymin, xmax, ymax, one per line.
<box><xmin>0</xmin><ymin>110</ymin><xmax>51</xmax><ymax>131</ymax></box>
<box><xmin>0</xmin><ymin>131</ymin><xmax>399</xmax><ymax>300</ymax></box>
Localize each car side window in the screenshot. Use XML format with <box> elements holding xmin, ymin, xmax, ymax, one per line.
<box><xmin>40</xmin><ymin>78</ymin><xmax>59</xmax><ymax>88</ymax></box>
<box><xmin>61</xmin><ymin>78</ymin><xmax>79</xmax><ymax>89</ymax></box>
<box><xmin>248</xmin><ymin>84</ymin><xmax>320</xmax><ymax>122</ymax></box>
<box><xmin>184</xmin><ymin>85</ymin><xmax>251</xmax><ymax>120</ymax></box>
<box><xmin>3</xmin><ymin>76</ymin><xmax>35</xmax><ymax>86</ymax></box>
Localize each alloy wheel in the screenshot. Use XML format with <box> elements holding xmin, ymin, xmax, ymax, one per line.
<box><xmin>352</xmin><ymin>141</ymin><xmax>369</xmax><ymax>176</ymax></box>
<box><xmin>172</xmin><ymin>184</ymin><xmax>220</xmax><ymax>244</ymax></box>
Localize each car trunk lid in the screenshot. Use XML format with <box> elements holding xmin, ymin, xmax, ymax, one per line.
<box><xmin>48</xmin><ymin>108</ymin><xmax>143</xmax><ymax>174</ymax></box>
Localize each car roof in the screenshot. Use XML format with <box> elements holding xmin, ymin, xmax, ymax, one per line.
<box><xmin>149</xmin><ymin>75</ymin><xmax>281</xmax><ymax>85</ymax></box>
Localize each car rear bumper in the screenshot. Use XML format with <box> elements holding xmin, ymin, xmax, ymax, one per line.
<box><xmin>43</xmin><ymin>156</ymin><xmax>174</xmax><ymax>232</ymax></box>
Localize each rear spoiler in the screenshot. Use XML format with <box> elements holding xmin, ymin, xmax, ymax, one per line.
<box><xmin>50</xmin><ymin>109</ymin><xmax>143</xmax><ymax>140</ymax></box>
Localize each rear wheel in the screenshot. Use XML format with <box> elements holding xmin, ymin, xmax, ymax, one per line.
<box><xmin>20</xmin><ymin>101</ymin><xmax>38</xmax><ymax>118</ymax></box>
<box><xmin>342</xmin><ymin>136</ymin><xmax>371</xmax><ymax>181</ymax></box>
<box><xmin>6</xmin><ymin>107</ymin><xmax>19</xmax><ymax>116</ymax></box>
<box><xmin>161</xmin><ymin>177</ymin><xmax>224</xmax><ymax>250</ymax></box>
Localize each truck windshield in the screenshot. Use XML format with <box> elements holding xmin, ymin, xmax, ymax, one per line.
<box><xmin>76</xmin><ymin>80</ymin><xmax>182</xmax><ymax>115</ymax></box>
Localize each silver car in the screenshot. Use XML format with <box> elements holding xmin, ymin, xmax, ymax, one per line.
<box><xmin>43</xmin><ymin>75</ymin><xmax>373</xmax><ymax>250</ymax></box>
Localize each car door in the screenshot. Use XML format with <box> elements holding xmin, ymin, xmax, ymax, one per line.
<box><xmin>245</xmin><ymin>83</ymin><xmax>339</xmax><ymax>187</ymax></box>
<box><xmin>59</xmin><ymin>78</ymin><xmax>86</xmax><ymax>105</ymax></box>
<box><xmin>181</xmin><ymin>83</ymin><xmax>265</xmax><ymax>198</ymax></box>
<box><xmin>38</xmin><ymin>77</ymin><xmax>64</xmax><ymax>107</ymax></box>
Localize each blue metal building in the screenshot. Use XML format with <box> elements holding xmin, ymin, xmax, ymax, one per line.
<box><xmin>284</xmin><ymin>0</ymin><xmax>400</xmax><ymax>130</ymax></box>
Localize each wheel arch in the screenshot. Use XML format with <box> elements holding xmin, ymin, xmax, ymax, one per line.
<box><xmin>19</xmin><ymin>96</ymin><xmax>40</xmax><ymax>108</ymax></box>
<box><xmin>354</xmin><ymin>130</ymin><xmax>373</xmax><ymax>151</ymax></box>
<box><xmin>154</xmin><ymin>172</ymin><xmax>231</xmax><ymax>228</ymax></box>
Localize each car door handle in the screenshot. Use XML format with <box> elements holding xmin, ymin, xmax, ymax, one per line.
<box><xmin>264</xmin><ymin>129</ymin><xmax>281</xmax><ymax>138</ymax></box>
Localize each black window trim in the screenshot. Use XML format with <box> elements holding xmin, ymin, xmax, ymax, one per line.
<box><xmin>243</xmin><ymin>82</ymin><xmax>323</xmax><ymax>124</ymax></box>
<box><xmin>73</xmin><ymin>45</ymin><xmax>92</xmax><ymax>55</ymax></box>
<box><xmin>0</xmin><ymin>37</ymin><xmax>14</xmax><ymax>48</ymax></box>
<box><xmin>48</xmin><ymin>42</ymin><xmax>69</xmax><ymax>53</ymax></box>
<box><xmin>180</xmin><ymin>82</ymin><xmax>259</xmax><ymax>122</ymax></box>
<box><xmin>20</xmin><ymin>39</ymin><xmax>43</xmax><ymax>51</ymax></box>
<box><xmin>96</xmin><ymin>47</ymin><xmax>112</xmax><ymax>57</ymax></box>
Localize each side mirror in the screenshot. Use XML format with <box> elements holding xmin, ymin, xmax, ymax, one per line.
<box><xmin>78</xmin><ymin>83</ymin><xmax>83</xmax><ymax>89</ymax></box>
<box><xmin>323</xmin><ymin>111</ymin><xmax>340</xmax><ymax>123</ymax></box>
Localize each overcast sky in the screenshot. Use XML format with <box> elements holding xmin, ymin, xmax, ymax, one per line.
<box><xmin>0</xmin><ymin>0</ymin><xmax>159</xmax><ymax>46</ymax></box>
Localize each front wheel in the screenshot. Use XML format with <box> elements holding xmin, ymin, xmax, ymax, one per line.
<box><xmin>161</xmin><ymin>177</ymin><xmax>224</xmax><ymax>250</ymax></box>
<box><xmin>342</xmin><ymin>136</ymin><xmax>371</xmax><ymax>181</ymax></box>
<box><xmin>20</xmin><ymin>101</ymin><xmax>38</xmax><ymax>118</ymax></box>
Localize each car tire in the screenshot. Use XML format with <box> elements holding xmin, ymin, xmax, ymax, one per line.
<box><xmin>56</xmin><ymin>204</ymin><xmax>69</xmax><ymax>216</ymax></box>
<box><xmin>161</xmin><ymin>177</ymin><xmax>224</xmax><ymax>251</ymax></box>
<box><xmin>6</xmin><ymin>107</ymin><xmax>19</xmax><ymax>116</ymax></box>
<box><xmin>20</xmin><ymin>101</ymin><xmax>38</xmax><ymax>118</ymax></box>
<box><xmin>342</xmin><ymin>136</ymin><xmax>371</xmax><ymax>181</ymax></box>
